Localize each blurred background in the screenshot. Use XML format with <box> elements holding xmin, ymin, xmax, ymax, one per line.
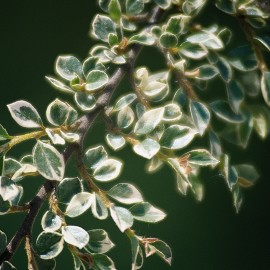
<box><xmin>0</xmin><ymin>0</ymin><xmax>270</xmax><ymax>269</ymax></box>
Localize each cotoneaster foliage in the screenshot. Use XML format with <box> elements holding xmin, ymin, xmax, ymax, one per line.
<box><xmin>0</xmin><ymin>0</ymin><xmax>270</xmax><ymax>269</ymax></box>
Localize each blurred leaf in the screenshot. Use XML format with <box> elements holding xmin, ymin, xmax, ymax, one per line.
<box><xmin>92</xmin><ymin>254</ymin><xmax>116</xmax><ymax>270</ymax></box>
<box><xmin>216</xmin><ymin>57</ymin><xmax>232</xmax><ymax>82</ymax></box>
<box><xmin>114</xmin><ymin>93</ymin><xmax>137</xmax><ymax>111</ymax></box>
<box><xmin>235</xmin><ymin>164</ymin><xmax>259</xmax><ymax>187</ymax></box>
<box><xmin>179</xmin><ymin>42</ymin><xmax>207</xmax><ymax>59</ymax></box>
<box><xmin>159</xmin><ymin>32</ymin><xmax>178</xmax><ymax>48</ymax></box>
<box><xmin>109</xmin><ymin>0</ymin><xmax>121</xmax><ymax>22</ymax></box>
<box><xmin>0</xmin><ymin>261</ymin><xmax>16</xmax><ymax>270</ymax></box>
<box><xmin>147</xmin><ymin>240</ymin><xmax>172</xmax><ymax>265</ymax></box>
<box><xmin>226</xmin><ymin>81</ymin><xmax>244</xmax><ymax>114</ymax></box>
<box><xmin>62</xmin><ymin>226</ymin><xmax>89</xmax><ymax>249</ymax></box>
<box><xmin>126</xmin><ymin>0</ymin><xmax>144</xmax><ymax>15</ymax></box>
<box><xmin>133</xmin><ymin>138</ymin><xmax>160</xmax><ymax>159</ymax></box>
<box><xmin>187</xmin><ymin>149</ymin><xmax>219</xmax><ymax>166</ymax></box>
<box><xmin>261</xmin><ymin>71</ymin><xmax>270</xmax><ymax>107</ymax></box>
<box><xmin>0</xmin><ymin>230</ymin><xmax>7</xmax><ymax>255</ymax></box>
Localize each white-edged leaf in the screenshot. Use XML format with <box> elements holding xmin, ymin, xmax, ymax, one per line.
<box><xmin>74</xmin><ymin>92</ymin><xmax>96</xmax><ymax>111</ymax></box>
<box><xmin>190</xmin><ymin>101</ymin><xmax>210</xmax><ymax>135</ymax></box>
<box><xmin>45</xmin><ymin>76</ymin><xmax>73</xmax><ymax>94</ymax></box>
<box><xmin>145</xmin><ymin>156</ymin><xmax>164</xmax><ymax>174</ymax></box>
<box><xmin>117</xmin><ymin>106</ymin><xmax>135</xmax><ymax>129</ymax></box>
<box><xmin>186</xmin><ymin>149</ymin><xmax>219</xmax><ymax>166</ymax></box>
<box><xmin>226</xmin><ymin>81</ymin><xmax>244</xmax><ymax>114</ymax></box>
<box><xmin>126</xmin><ymin>0</ymin><xmax>144</xmax><ymax>15</ymax></box>
<box><xmin>66</xmin><ymin>192</ymin><xmax>94</xmax><ymax>218</ymax></box>
<box><xmin>56</xmin><ymin>55</ymin><xmax>83</xmax><ymax>81</ymax></box>
<box><xmin>179</xmin><ymin>42</ymin><xmax>208</xmax><ymax>59</ymax></box>
<box><xmin>92</xmin><ymin>254</ymin><xmax>116</xmax><ymax>270</ymax></box>
<box><xmin>110</xmin><ymin>204</ymin><xmax>134</xmax><ymax>232</ymax></box>
<box><xmin>62</xmin><ymin>226</ymin><xmax>89</xmax><ymax>249</ymax></box>
<box><xmin>91</xmin><ymin>193</ymin><xmax>109</xmax><ymax>220</ymax></box>
<box><xmin>84</xmin><ymin>145</ymin><xmax>108</xmax><ymax>170</ymax></box>
<box><xmin>163</xmin><ymin>103</ymin><xmax>182</xmax><ymax>122</ymax></box>
<box><xmin>134</xmin><ymin>108</ymin><xmax>164</xmax><ymax>135</ymax></box>
<box><xmin>46</xmin><ymin>128</ymin><xmax>65</xmax><ymax>145</ymax></box>
<box><xmin>235</xmin><ymin>164</ymin><xmax>259</xmax><ymax>187</ymax></box>
<box><xmin>216</xmin><ymin>57</ymin><xmax>232</xmax><ymax>82</ymax></box>
<box><xmin>60</xmin><ymin>131</ymin><xmax>80</xmax><ymax>143</ymax></box>
<box><xmin>0</xmin><ymin>230</ymin><xmax>7</xmax><ymax>255</ymax></box>
<box><xmin>261</xmin><ymin>71</ymin><xmax>270</xmax><ymax>107</ymax></box>
<box><xmin>7</xmin><ymin>100</ymin><xmax>43</xmax><ymax>128</ymax></box>
<box><xmin>114</xmin><ymin>93</ymin><xmax>137</xmax><ymax>111</ymax></box>
<box><xmin>108</xmin><ymin>183</ymin><xmax>143</xmax><ymax>204</ymax></box>
<box><xmin>133</xmin><ymin>138</ymin><xmax>160</xmax><ymax>159</ymax></box>
<box><xmin>86</xmin><ymin>229</ymin><xmax>114</xmax><ymax>254</ymax></box>
<box><xmin>33</xmin><ymin>141</ymin><xmax>65</xmax><ymax>181</ymax></box>
<box><xmin>147</xmin><ymin>240</ymin><xmax>172</xmax><ymax>265</ymax></box>
<box><xmin>36</xmin><ymin>231</ymin><xmax>64</xmax><ymax>260</ymax></box>
<box><xmin>41</xmin><ymin>210</ymin><xmax>62</xmax><ymax>232</ymax></box>
<box><xmin>0</xmin><ymin>261</ymin><xmax>16</xmax><ymax>270</ymax></box>
<box><xmin>0</xmin><ymin>177</ymin><xmax>20</xmax><ymax>201</ymax></box>
<box><xmin>0</xmin><ymin>124</ymin><xmax>10</xmax><ymax>141</ymax></box>
<box><xmin>222</xmin><ymin>154</ymin><xmax>238</xmax><ymax>190</ymax></box>
<box><xmin>130</xmin><ymin>202</ymin><xmax>166</xmax><ymax>223</ymax></box>
<box><xmin>46</xmin><ymin>99</ymin><xmax>69</xmax><ymax>126</ymax></box>
<box><xmin>106</xmin><ymin>134</ymin><xmax>126</xmax><ymax>151</ymax></box>
<box><xmin>85</xmin><ymin>70</ymin><xmax>109</xmax><ymax>92</ymax></box>
<box><xmin>93</xmin><ymin>159</ymin><xmax>122</xmax><ymax>182</ymax></box>
<box><xmin>160</xmin><ymin>125</ymin><xmax>197</xmax><ymax>149</ymax></box>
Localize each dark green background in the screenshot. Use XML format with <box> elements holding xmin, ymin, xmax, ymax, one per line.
<box><xmin>1</xmin><ymin>1</ymin><xmax>270</xmax><ymax>269</ymax></box>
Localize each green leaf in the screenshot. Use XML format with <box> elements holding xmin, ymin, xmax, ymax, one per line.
<box><xmin>134</xmin><ymin>107</ymin><xmax>164</xmax><ymax>135</ymax></box>
<box><xmin>114</xmin><ymin>93</ymin><xmax>137</xmax><ymax>111</ymax></box>
<box><xmin>254</xmin><ymin>36</ymin><xmax>270</xmax><ymax>51</ymax></box>
<box><xmin>226</xmin><ymin>81</ymin><xmax>244</xmax><ymax>114</ymax></box>
<box><xmin>109</xmin><ymin>0</ymin><xmax>121</xmax><ymax>22</ymax></box>
<box><xmin>222</xmin><ymin>154</ymin><xmax>238</xmax><ymax>190</ymax></box>
<box><xmin>210</xmin><ymin>100</ymin><xmax>244</xmax><ymax>123</ymax></box>
<box><xmin>56</xmin><ymin>55</ymin><xmax>83</xmax><ymax>81</ymax></box>
<box><xmin>7</xmin><ymin>100</ymin><xmax>43</xmax><ymax>128</ymax></box>
<box><xmin>189</xmin><ymin>174</ymin><xmax>204</xmax><ymax>201</ymax></box>
<box><xmin>45</xmin><ymin>128</ymin><xmax>65</xmax><ymax>145</ymax></box>
<box><xmin>32</xmin><ymin>254</ymin><xmax>56</xmax><ymax>270</ymax></box>
<box><xmin>187</xmin><ymin>31</ymin><xmax>223</xmax><ymax>50</ymax></box>
<box><xmin>130</xmin><ymin>202</ymin><xmax>166</xmax><ymax>223</ymax></box>
<box><xmin>235</xmin><ymin>164</ymin><xmax>259</xmax><ymax>187</ymax></box>
<box><xmin>108</xmin><ymin>183</ymin><xmax>143</xmax><ymax>204</ymax></box>
<box><xmin>0</xmin><ymin>195</ymin><xmax>11</xmax><ymax>214</ymax></box>
<box><xmin>166</xmin><ymin>14</ymin><xmax>190</xmax><ymax>35</ymax></box>
<box><xmin>108</xmin><ymin>33</ymin><xmax>119</xmax><ymax>47</ymax></box>
<box><xmin>163</xmin><ymin>103</ymin><xmax>182</xmax><ymax>122</ymax></box>
<box><xmin>228</xmin><ymin>45</ymin><xmax>257</xmax><ymax>71</ymax></box>
<box><xmin>159</xmin><ymin>32</ymin><xmax>178</xmax><ymax>48</ymax></box>
<box><xmin>145</xmin><ymin>157</ymin><xmax>163</xmax><ymax>174</ymax></box>
<box><xmin>84</xmin><ymin>145</ymin><xmax>108</xmax><ymax>170</ymax></box>
<box><xmin>0</xmin><ymin>125</ymin><xmax>10</xmax><ymax>141</ymax></box>
<box><xmin>179</xmin><ymin>42</ymin><xmax>207</xmax><ymax>59</ymax></box>
<box><xmin>126</xmin><ymin>0</ymin><xmax>144</xmax><ymax>15</ymax></box>
<box><xmin>41</xmin><ymin>210</ymin><xmax>62</xmax><ymax>232</ymax></box>
<box><xmin>176</xmin><ymin>174</ymin><xmax>189</xmax><ymax>195</ymax></box>
<box><xmin>251</xmin><ymin>106</ymin><xmax>270</xmax><ymax>139</ymax></box>
<box><xmin>82</xmin><ymin>56</ymin><xmax>105</xmax><ymax>78</ymax></box>
<box><xmin>92</xmin><ymin>254</ymin><xmax>116</xmax><ymax>270</ymax></box>
<box><xmin>33</xmin><ymin>141</ymin><xmax>65</xmax><ymax>181</ymax></box>
<box><xmin>186</xmin><ymin>149</ymin><xmax>219</xmax><ymax>166</ymax></box>
<box><xmin>0</xmin><ymin>230</ymin><xmax>7</xmax><ymax>255</ymax></box>
<box><xmin>106</xmin><ymin>134</ymin><xmax>126</xmax><ymax>151</ymax></box>
<box><xmin>62</xmin><ymin>226</ymin><xmax>89</xmax><ymax>249</ymax></box>
<box><xmin>190</xmin><ymin>101</ymin><xmax>210</xmax><ymax>135</ymax></box>
<box><xmin>133</xmin><ymin>138</ymin><xmax>160</xmax><ymax>160</ymax></box>
<box><xmin>216</xmin><ymin>57</ymin><xmax>232</xmax><ymax>82</ymax></box>
<box><xmin>45</xmin><ymin>76</ymin><xmax>73</xmax><ymax>94</ymax></box>
<box><xmin>92</xmin><ymin>15</ymin><xmax>116</xmax><ymax>42</ymax></box>
<box><xmin>147</xmin><ymin>240</ymin><xmax>172</xmax><ymax>265</ymax></box>
<box><xmin>128</xmin><ymin>234</ymin><xmax>140</xmax><ymax>270</ymax></box>
<box><xmin>117</xmin><ymin>106</ymin><xmax>135</xmax><ymax>129</ymax></box>
<box><xmin>160</xmin><ymin>125</ymin><xmax>197</xmax><ymax>149</ymax></box>
<box><xmin>216</xmin><ymin>0</ymin><xmax>236</xmax><ymax>14</ymax></box>
<box><xmin>232</xmin><ymin>186</ymin><xmax>243</xmax><ymax>213</ymax></box>
<box><xmin>46</xmin><ymin>99</ymin><xmax>69</xmax><ymax>126</ymax></box>
<box><xmin>3</xmin><ymin>158</ymin><xmax>22</xmax><ymax>179</ymax></box>
<box><xmin>91</xmin><ymin>193</ymin><xmax>109</xmax><ymax>220</ymax></box>
<box><xmin>129</xmin><ymin>33</ymin><xmax>155</xmax><ymax>46</ymax></box>
<box><xmin>0</xmin><ymin>176</ymin><xmax>20</xmax><ymax>201</ymax></box>
<box><xmin>86</xmin><ymin>229</ymin><xmax>114</xmax><ymax>254</ymax></box>
<box><xmin>57</xmin><ymin>177</ymin><xmax>83</xmax><ymax>204</ymax></box>
<box><xmin>74</xmin><ymin>92</ymin><xmax>96</xmax><ymax>112</ymax></box>
<box><xmin>261</xmin><ymin>71</ymin><xmax>270</xmax><ymax>107</ymax></box>
<box><xmin>110</xmin><ymin>204</ymin><xmax>134</xmax><ymax>232</ymax></box>
<box><xmin>66</xmin><ymin>192</ymin><xmax>94</xmax><ymax>218</ymax></box>
<box><xmin>85</xmin><ymin>70</ymin><xmax>109</xmax><ymax>92</ymax></box>
<box><xmin>153</xmin><ymin>0</ymin><xmax>171</xmax><ymax>9</ymax></box>
<box><xmin>93</xmin><ymin>158</ymin><xmax>122</xmax><ymax>182</ymax></box>
<box><xmin>36</xmin><ymin>231</ymin><xmax>64</xmax><ymax>260</ymax></box>
<box><xmin>142</xmin><ymin>81</ymin><xmax>167</xmax><ymax>100</ymax></box>
<box><xmin>0</xmin><ymin>261</ymin><xmax>16</xmax><ymax>270</ymax></box>
<box><xmin>195</xmin><ymin>65</ymin><xmax>219</xmax><ymax>80</ymax></box>
<box><xmin>60</xmin><ymin>131</ymin><xmax>79</xmax><ymax>143</ymax></box>
<box><xmin>209</xmin><ymin>131</ymin><xmax>222</xmax><ymax>158</ymax></box>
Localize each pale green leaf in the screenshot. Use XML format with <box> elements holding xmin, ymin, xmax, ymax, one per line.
<box><xmin>74</xmin><ymin>92</ymin><xmax>96</xmax><ymax>112</ymax></box>
<box><xmin>84</xmin><ymin>145</ymin><xmax>108</xmax><ymax>170</ymax></box>
<box><xmin>110</xmin><ymin>204</ymin><xmax>134</xmax><ymax>232</ymax></box>
<box><xmin>129</xmin><ymin>33</ymin><xmax>155</xmax><ymax>46</ymax></box>
<box><xmin>85</xmin><ymin>70</ymin><xmax>109</xmax><ymax>92</ymax></box>
<box><xmin>41</xmin><ymin>210</ymin><xmax>62</xmax><ymax>232</ymax></box>
<box><xmin>62</xmin><ymin>226</ymin><xmax>89</xmax><ymax>249</ymax></box>
<box><xmin>7</xmin><ymin>100</ymin><xmax>43</xmax><ymax>128</ymax></box>
<box><xmin>108</xmin><ymin>183</ymin><xmax>143</xmax><ymax>204</ymax></box>
<box><xmin>92</xmin><ymin>254</ymin><xmax>116</xmax><ymax>270</ymax></box>
<box><xmin>36</xmin><ymin>231</ymin><xmax>64</xmax><ymax>260</ymax></box>
<box><xmin>222</xmin><ymin>154</ymin><xmax>238</xmax><ymax>190</ymax></box>
<box><xmin>86</xmin><ymin>229</ymin><xmax>114</xmax><ymax>254</ymax></box>
<box><xmin>130</xmin><ymin>202</ymin><xmax>166</xmax><ymax>223</ymax></box>
<box><xmin>160</xmin><ymin>125</ymin><xmax>197</xmax><ymax>149</ymax></box>
<box><xmin>92</xmin><ymin>15</ymin><xmax>116</xmax><ymax>42</ymax></box>
<box><xmin>45</xmin><ymin>128</ymin><xmax>65</xmax><ymax>145</ymax></box>
<box><xmin>134</xmin><ymin>107</ymin><xmax>164</xmax><ymax>135</ymax></box>
<box><xmin>261</xmin><ymin>71</ymin><xmax>270</xmax><ymax>107</ymax></box>
<box><xmin>190</xmin><ymin>101</ymin><xmax>210</xmax><ymax>135</ymax></box>
<box><xmin>226</xmin><ymin>81</ymin><xmax>244</xmax><ymax>114</ymax></box>
<box><xmin>235</xmin><ymin>164</ymin><xmax>259</xmax><ymax>187</ymax></box>
<box><xmin>106</xmin><ymin>134</ymin><xmax>126</xmax><ymax>151</ymax></box>
<box><xmin>0</xmin><ymin>176</ymin><xmax>20</xmax><ymax>201</ymax></box>
<box><xmin>46</xmin><ymin>99</ymin><xmax>69</xmax><ymax>126</ymax></box>
<box><xmin>0</xmin><ymin>125</ymin><xmax>10</xmax><ymax>141</ymax></box>
<box><xmin>93</xmin><ymin>159</ymin><xmax>122</xmax><ymax>182</ymax></box>
<box><xmin>109</xmin><ymin>0</ymin><xmax>121</xmax><ymax>22</ymax></box>
<box><xmin>56</xmin><ymin>55</ymin><xmax>82</xmax><ymax>81</ymax></box>
<box><xmin>163</xmin><ymin>103</ymin><xmax>182</xmax><ymax>122</ymax></box>
<box><xmin>195</xmin><ymin>65</ymin><xmax>219</xmax><ymax>80</ymax></box>
<box><xmin>179</xmin><ymin>42</ymin><xmax>207</xmax><ymax>59</ymax></box>
<box><xmin>91</xmin><ymin>193</ymin><xmax>109</xmax><ymax>220</ymax></box>
<box><xmin>126</xmin><ymin>0</ymin><xmax>144</xmax><ymax>15</ymax></box>
<box><xmin>117</xmin><ymin>106</ymin><xmax>135</xmax><ymax>129</ymax></box>
<box><xmin>66</xmin><ymin>192</ymin><xmax>94</xmax><ymax>218</ymax></box>
<box><xmin>33</xmin><ymin>141</ymin><xmax>65</xmax><ymax>181</ymax></box>
<box><xmin>45</xmin><ymin>76</ymin><xmax>73</xmax><ymax>94</ymax></box>
<box><xmin>186</xmin><ymin>149</ymin><xmax>219</xmax><ymax>166</ymax></box>
<box><xmin>133</xmin><ymin>138</ymin><xmax>160</xmax><ymax>159</ymax></box>
<box><xmin>114</xmin><ymin>93</ymin><xmax>137</xmax><ymax>111</ymax></box>
<box><xmin>159</xmin><ymin>32</ymin><xmax>178</xmax><ymax>48</ymax></box>
<box><xmin>233</xmin><ymin>186</ymin><xmax>243</xmax><ymax>213</ymax></box>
